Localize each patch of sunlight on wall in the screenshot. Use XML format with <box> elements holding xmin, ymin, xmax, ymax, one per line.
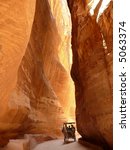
<box><xmin>48</xmin><ymin>0</ymin><xmax>75</xmax><ymax>122</ymax></box>
<box><xmin>89</xmin><ymin>0</ymin><xmax>111</xmax><ymax>21</ymax></box>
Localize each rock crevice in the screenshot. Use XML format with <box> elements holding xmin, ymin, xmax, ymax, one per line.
<box><xmin>0</xmin><ymin>0</ymin><xmax>112</xmax><ymax>149</ymax></box>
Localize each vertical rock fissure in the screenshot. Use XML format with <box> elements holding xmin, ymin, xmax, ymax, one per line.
<box><xmin>0</xmin><ymin>0</ymin><xmax>112</xmax><ymax>148</ymax></box>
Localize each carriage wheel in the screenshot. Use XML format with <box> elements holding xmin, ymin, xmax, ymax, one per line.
<box><xmin>64</xmin><ymin>137</ymin><xmax>66</xmax><ymax>143</ymax></box>
<box><xmin>74</xmin><ymin>135</ymin><xmax>76</xmax><ymax>142</ymax></box>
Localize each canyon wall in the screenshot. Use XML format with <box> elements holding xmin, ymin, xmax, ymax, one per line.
<box><xmin>0</xmin><ymin>0</ymin><xmax>74</xmax><ymax>146</ymax></box>
<box><xmin>0</xmin><ymin>0</ymin><xmax>113</xmax><ymax>148</ymax></box>
<box><xmin>0</xmin><ymin>0</ymin><xmax>36</xmax><ymax>145</ymax></box>
<box><xmin>68</xmin><ymin>0</ymin><xmax>113</xmax><ymax>149</ymax></box>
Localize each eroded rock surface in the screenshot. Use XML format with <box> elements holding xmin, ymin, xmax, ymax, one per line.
<box><xmin>0</xmin><ymin>0</ymin><xmax>36</xmax><ymax>146</ymax></box>
<box><xmin>68</xmin><ymin>0</ymin><xmax>113</xmax><ymax>149</ymax></box>
<box><xmin>0</xmin><ymin>0</ymin><xmax>75</xmax><ymax>146</ymax></box>
<box><xmin>0</xmin><ymin>0</ymin><xmax>112</xmax><ymax>149</ymax></box>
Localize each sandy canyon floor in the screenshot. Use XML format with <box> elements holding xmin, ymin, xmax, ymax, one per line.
<box><xmin>0</xmin><ymin>138</ymin><xmax>102</xmax><ymax>150</ymax></box>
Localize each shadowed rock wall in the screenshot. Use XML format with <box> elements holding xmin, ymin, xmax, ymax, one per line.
<box><xmin>67</xmin><ymin>0</ymin><xmax>113</xmax><ymax>149</ymax></box>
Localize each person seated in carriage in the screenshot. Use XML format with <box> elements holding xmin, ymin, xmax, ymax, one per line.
<box><xmin>62</xmin><ymin>122</ymin><xmax>76</xmax><ymax>142</ymax></box>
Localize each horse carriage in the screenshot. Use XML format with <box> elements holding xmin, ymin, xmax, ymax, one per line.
<box><xmin>62</xmin><ymin>122</ymin><xmax>76</xmax><ymax>143</ymax></box>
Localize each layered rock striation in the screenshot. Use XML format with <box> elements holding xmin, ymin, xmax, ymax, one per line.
<box><xmin>0</xmin><ymin>0</ymin><xmax>74</xmax><ymax>146</ymax></box>
<box><xmin>68</xmin><ymin>0</ymin><xmax>113</xmax><ymax>149</ymax></box>
<box><xmin>0</xmin><ymin>0</ymin><xmax>36</xmax><ymax>146</ymax></box>
<box><xmin>0</xmin><ymin>0</ymin><xmax>113</xmax><ymax>148</ymax></box>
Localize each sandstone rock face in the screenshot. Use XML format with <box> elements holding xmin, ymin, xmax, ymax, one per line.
<box><xmin>0</xmin><ymin>0</ymin><xmax>75</xmax><ymax>146</ymax></box>
<box><xmin>0</xmin><ymin>0</ymin><xmax>36</xmax><ymax>146</ymax></box>
<box><xmin>15</xmin><ymin>0</ymin><xmax>75</xmax><ymax>134</ymax></box>
<box><xmin>68</xmin><ymin>0</ymin><xmax>113</xmax><ymax>149</ymax></box>
<box><xmin>0</xmin><ymin>0</ymin><xmax>113</xmax><ymax>148</ymax></box>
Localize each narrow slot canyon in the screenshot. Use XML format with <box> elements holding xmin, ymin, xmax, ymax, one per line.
<box><xmin>0</xmin><ymin>0</ymin><xmax>113</xmax><ymax>150</ymax></box>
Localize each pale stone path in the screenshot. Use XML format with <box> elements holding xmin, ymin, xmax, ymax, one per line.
<box><xmin>0</xmin><ymin>139</ymin><xmax>29</xmax><ymax>150</ymax></box>
<box><xmin>0</xmin><ymin>136</ymin><xmax>103</xmax><ymax>150</ymax></box>
<box><xmin>0</xmin><ymin>139</ymin><xmax>88</xmax><ymax>150</ymax></box>
<box><xmin>33</xmin><ymin>139</ymin><xmax>91</xmax><ymax>150</ymax></box>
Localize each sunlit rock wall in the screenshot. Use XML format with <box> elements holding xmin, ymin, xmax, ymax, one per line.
<box><xmin>0</xmin><ymin>0</ymin><xmax>36</xmax><ymax>146</ymax></box>
<box><xmin>48</xmin><ymin>0</ymin><xmax>75</xmax><ymax>118</ymax></box>
<box><xmin>0</xmin><ymin>0</ymin><xmax>74</xmax><ymax>146</ymax></box>
<box><xmin>68</xmin><ymin>0</ymin><xmax>113</xmax><ymax>149</ymax></box>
